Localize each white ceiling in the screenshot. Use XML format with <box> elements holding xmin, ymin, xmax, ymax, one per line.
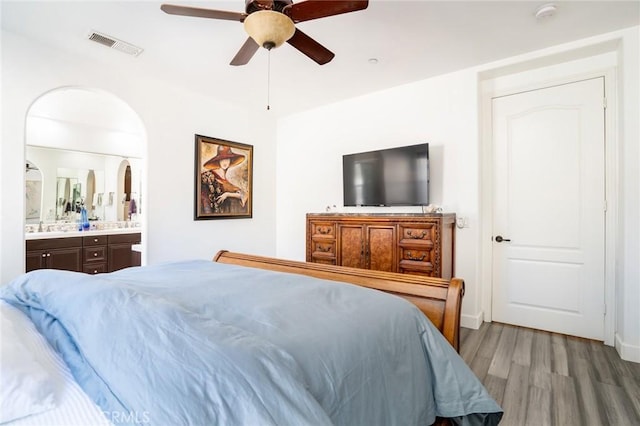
<box><xmin>2</xmin><ymin>1</ymin><xmax>639</xmax><ymax>116</ymax></box>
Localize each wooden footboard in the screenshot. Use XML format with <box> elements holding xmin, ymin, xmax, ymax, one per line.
<box><xmin>213</xmin><ymin>250</ymin><xmax>465</xmax><ymax>351</ymax></box>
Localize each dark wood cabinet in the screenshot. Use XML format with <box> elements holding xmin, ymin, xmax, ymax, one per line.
<box><xmin>26</xmin><ymin>232</ymin><xmax>141</xmax><ymax>274</ymax></box>
<box><xmin>26</xmin><ymin>237</ymin><xmax>83</xmax><ymax>273</ymax></box>
<box><xmin>108</xmin><ymin>233</ymin><xmax>141</xmax><ymax>272</ymax></box>
<box><xmin>307</xmin><ymin>213</ymin><xmax>455</xmax><ymax>279</ymax></box>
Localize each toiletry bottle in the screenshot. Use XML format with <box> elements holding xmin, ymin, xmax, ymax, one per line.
<box><xmin>81</xmin><ymin>206</ymin><xmax>90</xmax><ymax>231</ymax></box>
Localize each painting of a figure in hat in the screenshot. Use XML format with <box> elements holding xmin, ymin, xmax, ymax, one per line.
<box><xmin>195</xmin><ymin>135</ymin><xmax>253</xmax><ymax>219</ymax></box>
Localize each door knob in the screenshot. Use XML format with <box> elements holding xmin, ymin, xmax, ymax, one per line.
<box><xmin>494</xmin><ymin>235</ymin><xmax>511</xmax><ymax>243</ymax></box>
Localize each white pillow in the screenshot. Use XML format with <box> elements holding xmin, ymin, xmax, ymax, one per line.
<box><xmin>0</xmin><ymin>302</ymin><xmax>58</xmax><ymax>423</ymax></box>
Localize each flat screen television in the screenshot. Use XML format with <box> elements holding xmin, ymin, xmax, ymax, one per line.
<box><xmin>343</xmin><ymin>143</ymin><xmax>429</xmax><ymax>206</ymax></box>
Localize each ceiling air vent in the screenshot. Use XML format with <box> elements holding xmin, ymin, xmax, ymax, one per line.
<box><xmin>87</xmin><ymin>31</ymin><xmax>143</xmax><ymax>57</ymax></box>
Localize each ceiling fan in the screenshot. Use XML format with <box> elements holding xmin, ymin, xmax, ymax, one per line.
<box><xmin>161</xmin><ymin>0</ymin><xmax>369</xmax><ymax>66</ymax></box>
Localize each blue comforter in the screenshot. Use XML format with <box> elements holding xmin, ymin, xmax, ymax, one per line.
<box><xmin>1</xmin><ymin>260</ymin><xmax>502</xmax><ymax>425</ymax></box>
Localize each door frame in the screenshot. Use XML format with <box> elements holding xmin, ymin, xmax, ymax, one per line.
<box><xmin>479</xmin><ymin>66</ymin><xmax>618</xmax><ymax>346</ymax></box>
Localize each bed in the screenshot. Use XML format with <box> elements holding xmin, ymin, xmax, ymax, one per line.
<box><xmin>1</xmin><ymin>250</ymin><xmax>502</xmax><ymax>426</ymax></box>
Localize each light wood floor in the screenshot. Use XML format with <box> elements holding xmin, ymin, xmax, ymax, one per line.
<box><xmin>459</xmin><ymin>322</ymin><xmax>640</xmax><ymax>426</ymax></box>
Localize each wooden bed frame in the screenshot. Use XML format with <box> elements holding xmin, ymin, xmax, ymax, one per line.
<box><xmin>214</xmin><ymin>250</ymin><xmax>465</xmax><ymax>351</ymax></box>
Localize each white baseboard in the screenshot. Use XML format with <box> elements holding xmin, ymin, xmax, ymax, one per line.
<box><xmin>615</xmin><ymin>333</ymin><xmax>640</xmax><ymax>363</ymax></box>
<box><xmin>461</xmin><ymin>312</ymin><xmax>484</xmax><ymax>330</ymax></box>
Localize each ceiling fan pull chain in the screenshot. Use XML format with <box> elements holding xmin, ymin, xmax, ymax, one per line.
<box><xmin>266</xmin><ymin>49</ymin><xmax>271</xmax><ymax>111</ymax></box>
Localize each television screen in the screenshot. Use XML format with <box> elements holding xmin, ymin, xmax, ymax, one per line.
<box><xmin>343</xmin><ymin>143</ymin><xmax>429</xmax><ymax>206</ymax></box>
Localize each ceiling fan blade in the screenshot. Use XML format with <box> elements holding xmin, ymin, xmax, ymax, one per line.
<box><xmin>285</xmin><ymin>0</ymin><xmax>368</xmax><ymax>23</ymax></box>
<box><xmin>160</xmin><ymin>4</ymin><xmax>246</xmax><ymax>22</ymax></box>
<box><xmin>287</xmin><ymin>28</ymin><xmax>334</xmax><ymax>65</ymax></box>
<box><xmin>230</xmin><ymin>37</ymin><xmax>260</xmax><ymax>66</ymax></box>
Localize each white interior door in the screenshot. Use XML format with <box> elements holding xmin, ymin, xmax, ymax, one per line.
<box><xmin>491</xmin><ymin>77</ymin><xmax>606</xmax><ymax>340</ymax></box>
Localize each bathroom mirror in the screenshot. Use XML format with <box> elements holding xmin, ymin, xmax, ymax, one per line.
<box><xmin>25</xmin><ymin>87</ymin><xmax>145</xmax><ymax>225</ymax></box>
<box><xmin>55</xmin><ymin>177</ymin><xmax>79</xmax><ymax>220</ymax></box>
<box><xmin>26</xmin><ymin>146</ymin><xmax>141</xmax><ymax>223</ymax></box>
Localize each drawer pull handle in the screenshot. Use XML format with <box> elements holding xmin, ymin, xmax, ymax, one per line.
<box><xmin>407</xmin><ymin>230</ymin><xmax>427</xmax><ymax>239</ymax></box>
<box><xmin>318</xmin><ymin>227</ymin><xmax>331</xmax><ymax>235</ymax></box>
<box><xmin>317</xmin><ymin>245</ymin><xmax>331</xmax><ymax>253</ymax></box>
<box><xmin>42</xmin><ymin>253</ymin><xmax>47</xmax><ymax>258</ymax></box>
<box><xmin>94</xmin><ymin>238</ymin><xmax>99</xmax><ymax>242</ymax></box>
<box><xmin>406</xmin><ymin>251</ymin><xmax>426</xmax><ymax>261</ymax></box>
<box><xmin>94</xmin><ymin>253</ymin><xmax>98</xmax><ymax>257</ymax></box>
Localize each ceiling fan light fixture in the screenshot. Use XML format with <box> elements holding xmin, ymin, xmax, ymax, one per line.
<box><xmin>243</xmin><ymin>10</ymin><xmax>295</xmax><ymax>50</ymax></box>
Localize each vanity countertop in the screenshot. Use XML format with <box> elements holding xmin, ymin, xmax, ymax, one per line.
<box><xmin>25</xmin><ymin>227</ymin><xmax>141</xmax><ymax>240</ymax></box>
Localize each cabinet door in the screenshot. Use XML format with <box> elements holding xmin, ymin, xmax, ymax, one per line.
<box><xmin>108</xmin><ymin>243</ymin><xmax>134</xmax><ymax>272</ymax></box>
<box><xmin>338</xmin><ymin>224</ymin><xmax>365</xmax><ymax>268</ymax></box>
<box><xmin>48</xmin><ymin>248</ymin><xmax>83</xmax><ymax>272</ymax></box>
<box><xmin>366</xmin><ymin>225</ymin><xmax>396</xmax><ymax>272</ymax></box>
<box><xmin>132</xmin><ymin>250</ymin><xmax>141</xmax><ymax>268</ymax></box>
<box><xmin>107</xmin><ymin>233</ymin><xmax>141</xmax><ymax>272</ymax></box>
<box><xmin>26</xmin><ymin>250</ymin><xmax>47</xmax><ymax>272</ymax></box>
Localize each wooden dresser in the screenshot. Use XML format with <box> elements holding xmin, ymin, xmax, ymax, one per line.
<box><xmin>306</xmin><ymin>213</ymin><xmax>455</xmax><ymax>279</ymax></box>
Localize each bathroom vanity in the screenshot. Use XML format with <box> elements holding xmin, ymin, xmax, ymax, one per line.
<box><xmin>26</xmin><ymin>229</ymin><xmax>141</xmax><ymax>274</ymax></box>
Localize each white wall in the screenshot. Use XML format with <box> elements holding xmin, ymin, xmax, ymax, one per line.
<box><xmin>1</xmin><ymin>30</ymin><xmax>278</xmax><ymax>284</ymax></box>
<box><xmin>618</xmin><ymin>27</ymin><xmax>640</xmax><ymax>362</ymax></box>
<box><xmin>275</xmin><ymin>27</ymin><xmax>640</xmax><ymax>360</ymax></box>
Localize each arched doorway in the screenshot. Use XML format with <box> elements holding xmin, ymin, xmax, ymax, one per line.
<box><xmin>25</xmin><ymin>86</ymin><xmax>147</xmax><ymax>263</ymax></box>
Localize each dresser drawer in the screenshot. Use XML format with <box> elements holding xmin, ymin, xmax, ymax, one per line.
<box><xmin>312</xmin><ymin>241</ymin><xmax>335</xmax><ymax>255</ymax></box>
<box><xmin>310</xmin><ymin>222</ymin><xmax>336</xmax><ymax>239</ymax></box>
<box><xmin>84</xmin><ymin>246</ymin><xmax>107</xmax><ymax>263</ymax></box>
<box><xmin>399</xmin><ymin>248</ymin><xmax>436</xmax><ymax>276</ymax></box>
<box><xmin>310</xmin><ymin>240</ymin><xmax>336</xmax><ymax>265</ymax></box>
<box><xmin>83</xmin><ymin>263</ymin><xmax>108</xmax><ymax>275</ymax></box>
<box><xmin>83</xmin><ymin>235</ymin><xmax>108</xmax><ymax>246</ymax></box>
<box><xmin>398</xmin><ymin>223</ymin><xmax>437</xmax><ymax>246</ymax></box>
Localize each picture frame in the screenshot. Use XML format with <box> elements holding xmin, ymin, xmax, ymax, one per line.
<box><xmin>194</xmin><ymin>134</ymin><xmax>253</xmax><ymax>220</ymax></box>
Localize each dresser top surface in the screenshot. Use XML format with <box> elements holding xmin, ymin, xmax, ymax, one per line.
<box><xmin>307</xmin><ymin>212</ymin><xmax>455</xmax><ymax>218</ymax></box>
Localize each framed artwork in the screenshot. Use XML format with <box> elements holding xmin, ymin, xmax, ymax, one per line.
<box><xmin>194</xmin><ymin>134</ymin><xmax>253</xmax><ymax>220</ymax></box>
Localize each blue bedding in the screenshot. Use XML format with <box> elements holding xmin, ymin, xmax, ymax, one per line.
<box><xmin>1</xmin><ymin>260</ymin><xmax>502</xmax><ymax>425</ymax></box>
